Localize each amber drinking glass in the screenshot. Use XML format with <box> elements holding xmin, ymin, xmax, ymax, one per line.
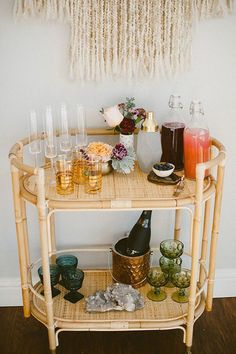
<box><xmin>72</xmin><ymin>148</ymin><xmax>86</xmax><ymax>185</ymax></box>
<box><xmin>84</xmin><ymin>155</ymin><xmax>102</xmax><ymax>194</ymax></box>
<box><xmin>55</xmin><ymin>155</ymin><xmax>74</xmax><ymax>195</ymax></box>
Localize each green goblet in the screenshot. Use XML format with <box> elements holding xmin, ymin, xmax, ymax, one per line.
<box><xmin>159</xmin><ymin>256</ymin><xmax>182</xmax><ymax>288</ymax></box>
<box><xmin>160</xmin><ymin>239</ymin><xmax>184</xmax><ymax>259</ymax></box>
<box><xmin>38</xmin><ymin>264</ymin><xmax>61</xmax><ymax>298</ymax></box>
<box><xmin>147</xmin><ymin>267</ymin><xmax>169</xmax><ymax>302</ymax></box>
<box><xmin>62</xmin><ymin>268</ymin><xmax>84</xmax><ymax>304</ymax></box>
<box><xmin>56</xmin><ymin>254</ymin><xmax>78</xmax><ymax>287</ymax></box>
<box><xmin>171</xmin><ymin>269</ymin><xmax>191</xmax><ymax>303</ymax></box>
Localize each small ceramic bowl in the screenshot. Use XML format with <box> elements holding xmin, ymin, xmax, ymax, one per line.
<box><xmin>152</xmin><ymin>162</ymin><xmax>175</xmax><ymax>177</ymax></box>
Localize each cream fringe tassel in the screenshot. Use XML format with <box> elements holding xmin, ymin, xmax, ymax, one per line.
<box><xmin>13</xmin><ymin>0</ymin><xmax>233</xmax><ymax>82</ymax></box>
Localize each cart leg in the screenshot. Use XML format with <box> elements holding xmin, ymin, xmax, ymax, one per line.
<box><xmin>21</xmin><ymin>199</ymin><xmax>32</xmax><ymax>282</ymax></box>
<box><xmin>206</xmin><ymin>163</ymin><xmax>225</xmax><ymax>311</ymax></box>
<box><xmin>11</xmin><ymin>164</ymin><xmax>31</xmax><ymax>318</ymax></box>
<box><xmin>19</xmin><ymin>146</ymin><xmax>32</xmax><ymax>284</ymax></box>
<box><xmin>49</xmin><ymin>211</ymin><xmax>57</xmax><ymax>263</ymax></box>
<box><xmin>185</xmin><ymin>346</ymin><xmax>192</xmax><ymax>354</ymax></box>
<box><xmin>186</xmin><ymin>170</ymin><xmax>204</xmax><ymax>349</ymax></box>
<box><xmin>199</xmin><ymin>199</ymin><xmax>211</xmax><ymax>287</ymax></box>
<box><xmin>37</xmin><ymin>168</ymin><xmax>56</xmax><ymax>352</ymax></box>
<box><xmin>48</xmin><ymin>326</ymin><xmax>57</xmax><ymax>353</ymax></box>
<box><xmin>174</xmin><ymin>209</ymin><xmax>181</xmax><ymax>240</ymax></box>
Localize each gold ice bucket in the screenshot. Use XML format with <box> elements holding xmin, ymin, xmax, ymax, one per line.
<box><xmin>111</xmin><ymin>238</ymin><xmax>151</xmax><ymax>288</ymax></box>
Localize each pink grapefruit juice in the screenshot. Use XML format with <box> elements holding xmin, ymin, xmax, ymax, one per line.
<box><xmin>184</xmin><ymin>128</ymin><xmax>210</xmax><ymax>179</ymax></box>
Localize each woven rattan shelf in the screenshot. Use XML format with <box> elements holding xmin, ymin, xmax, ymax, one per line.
<box><xmin>20</xmin><ymin>164</ymin><xmax>215</xmax><ymax>209</ymax></box>
<box><xmin>9</xmin><ymin>129</ymin><xmax>226</xmax><ymax>354</ymax></box>
<box><xmin>31</xmin><ymin>270</ymin><xmax>204</xmax><ymax>329</ymax></box>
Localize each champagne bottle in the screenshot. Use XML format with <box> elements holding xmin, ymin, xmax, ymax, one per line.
<box><xmin>126</xmin><ymin>210</ymin><xmax>152</xmax><ymax>256</ymax></box>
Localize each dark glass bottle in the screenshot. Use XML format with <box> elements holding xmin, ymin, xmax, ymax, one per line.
<box><xmin>161</xmin><ymin>94</ymin><xmax>185</xmax><ymax>171</ymax></box>
<box><xmin>126</xmin><ymin>210</ymin><xmax>152</xmax><ymax>256</ymax></box>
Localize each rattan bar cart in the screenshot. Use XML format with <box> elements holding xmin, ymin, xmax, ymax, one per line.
<box><xmin>9</xmin><ymin>129</ymin><xmax>226</xmax><ymax>354</ymax></box>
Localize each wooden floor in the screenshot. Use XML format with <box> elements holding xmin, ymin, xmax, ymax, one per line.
<box><xmin>0</xmin><ymin>298</ymin><xmax>235</xmax><ymax>354</ymax></box>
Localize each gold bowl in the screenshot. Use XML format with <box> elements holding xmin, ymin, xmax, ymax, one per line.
<box><xmin>101</xmin><ymin>160</ymin><xmax>113</xmax><ymax>175</ymax></box>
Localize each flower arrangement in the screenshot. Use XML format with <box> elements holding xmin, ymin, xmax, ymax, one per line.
<box><xmin>111</xmin><ymin>143</ymin><xmax>136</xmax><ymax>174</ymax></box>
<box><xmin>101</xmin><ymin>97</ymin><xmax>146</xmax><ymax>135</ymax></box>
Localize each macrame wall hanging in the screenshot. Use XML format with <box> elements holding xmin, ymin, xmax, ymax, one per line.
<box><xmin>14</xmin><ymin>0</ymin><xmax>233</xmax><ymax>82</ymax></box>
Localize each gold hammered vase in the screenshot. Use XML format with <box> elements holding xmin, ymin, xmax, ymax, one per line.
<box><xmin>112</xmin><ymin>238</ymin><xmax>151</xmax><ymax>288</ymax></box>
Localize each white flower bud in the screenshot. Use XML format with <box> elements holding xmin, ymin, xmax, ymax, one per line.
<box><xmin>103</xmin><ymin>105</ymin><xmax>123</xmax><ymax>128</ymax></box>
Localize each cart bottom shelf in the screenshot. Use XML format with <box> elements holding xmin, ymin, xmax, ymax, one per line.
<box><xmin>31</xmin><ymin>270</ymin><xmax>205</xmax><ymax>331</ymax></box>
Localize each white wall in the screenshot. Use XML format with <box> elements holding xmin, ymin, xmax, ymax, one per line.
<box><xmin>0</xmin><ymin>1</ymin><xmax>236</xmax><ymax>304</ymax></box>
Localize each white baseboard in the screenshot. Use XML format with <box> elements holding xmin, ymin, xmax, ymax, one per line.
<box><xmin>0</xmin><ymin>269</ymin><xmax>235</xmax><ymax>306</ymax></box>
<box><xmin>0</xmin><ymin>278</ymin><xmax>22</xmax><ymax>306</ymax></box>
<box><xmin>213</xmin><ymin>268</ymin><xmax>236</xmax><ymax>298</ymax></box>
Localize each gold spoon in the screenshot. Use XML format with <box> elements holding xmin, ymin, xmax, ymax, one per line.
<box><xmin>173</xmin><ymin>175</ymin><xmax>185</xmax><ymax>197</ymax></box>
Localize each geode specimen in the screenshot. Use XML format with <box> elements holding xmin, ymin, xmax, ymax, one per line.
<box><xmin>86</xmin><ymin>283</ymin><xmax>144</xmax><ymax>312</ymax></box>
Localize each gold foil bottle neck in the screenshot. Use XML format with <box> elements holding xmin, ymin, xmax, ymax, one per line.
<box><xmin>141</xmin><ymin>111</ymin><xmax>158</xmax><ymax>132</ymax></box>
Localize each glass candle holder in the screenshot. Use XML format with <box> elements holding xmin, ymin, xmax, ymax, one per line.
<box><xmin>72</xmin><ymin>148</ymin><xmax>86</xmax><ymax>185</ymax></box>
<box><xmin>171</xmin><ymin>268</ymin><xmax>191</xmax><ymax>303</ymax></box>
<box><xmin>62</xmin><ymin>268</ymin><xmax>84</xmax><ymax>304</ymax></box>
<box><xmin>84</xmin><ymin>155</ymin><xmax>102</xmax><ymax>194</ymax></box>
<box><xmin>160</xmin><ymin>239</ymin><xmax>184</xmax><ymax>259</ymax></box>
<box><xmin>146</xmin><ymin>267</ymin><xmax>169</xmax><ymax>302</ymax></box>
<box><xmin>55</xmin><ymin>155</ymin><xmax>74</xmax><ymax>195</ymax></box>
<box><xmin>38</xmin><ymin>264</ymin><xmax>61</xmax><ymax>298</ymax></box>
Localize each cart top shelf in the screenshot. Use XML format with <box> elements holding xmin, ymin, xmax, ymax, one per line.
<box><xmin>21</xmin><ymin>164</ymin><xmax>214</xmax><ymax>209</ymax></box>
<box><xmin>9</xmin><ymin>129</ymin><xmax>226</xmax><ymax>210</ymax></box>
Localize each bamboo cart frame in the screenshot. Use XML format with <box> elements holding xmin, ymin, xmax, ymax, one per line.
<box><xmin>9</xmin><ymin>129</ymin><xmax>226</xmax><ymax>354</ymax></box>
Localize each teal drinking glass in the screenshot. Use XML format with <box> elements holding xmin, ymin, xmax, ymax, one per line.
<box><xmin>56</xmin><ymin>254</ymin><xmax>78</xmax><ymax>286</ymax></box>
<box><xmin>62</xmin><ymin>268</ymin><xmax>84</xmax><ymax>304</ymax></box>
<box><xmin>38</xmin><ymin>264</ymin><xmax>61</xmax><ymax>298</ymax></box>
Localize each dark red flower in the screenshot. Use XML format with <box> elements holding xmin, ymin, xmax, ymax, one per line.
<box><xmin>136</xmin><ymin>108</ymin><xmax>146</xmax><ymax>118</ymax></box>
<box><xmin>119</xmin><ymin>117</ymin><xmax>135</xmax><ymax>135</ymax></box>
<box><xmin>112</xmin><ymin>144</ymin><xmax>128</xmax><ymax>160</ymax></box>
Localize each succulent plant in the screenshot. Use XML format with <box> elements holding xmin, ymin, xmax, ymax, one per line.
<box><xmin>111</xmin><ymin>144</ymin><xmax>136</xmax><ymax>174</ymax></box>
